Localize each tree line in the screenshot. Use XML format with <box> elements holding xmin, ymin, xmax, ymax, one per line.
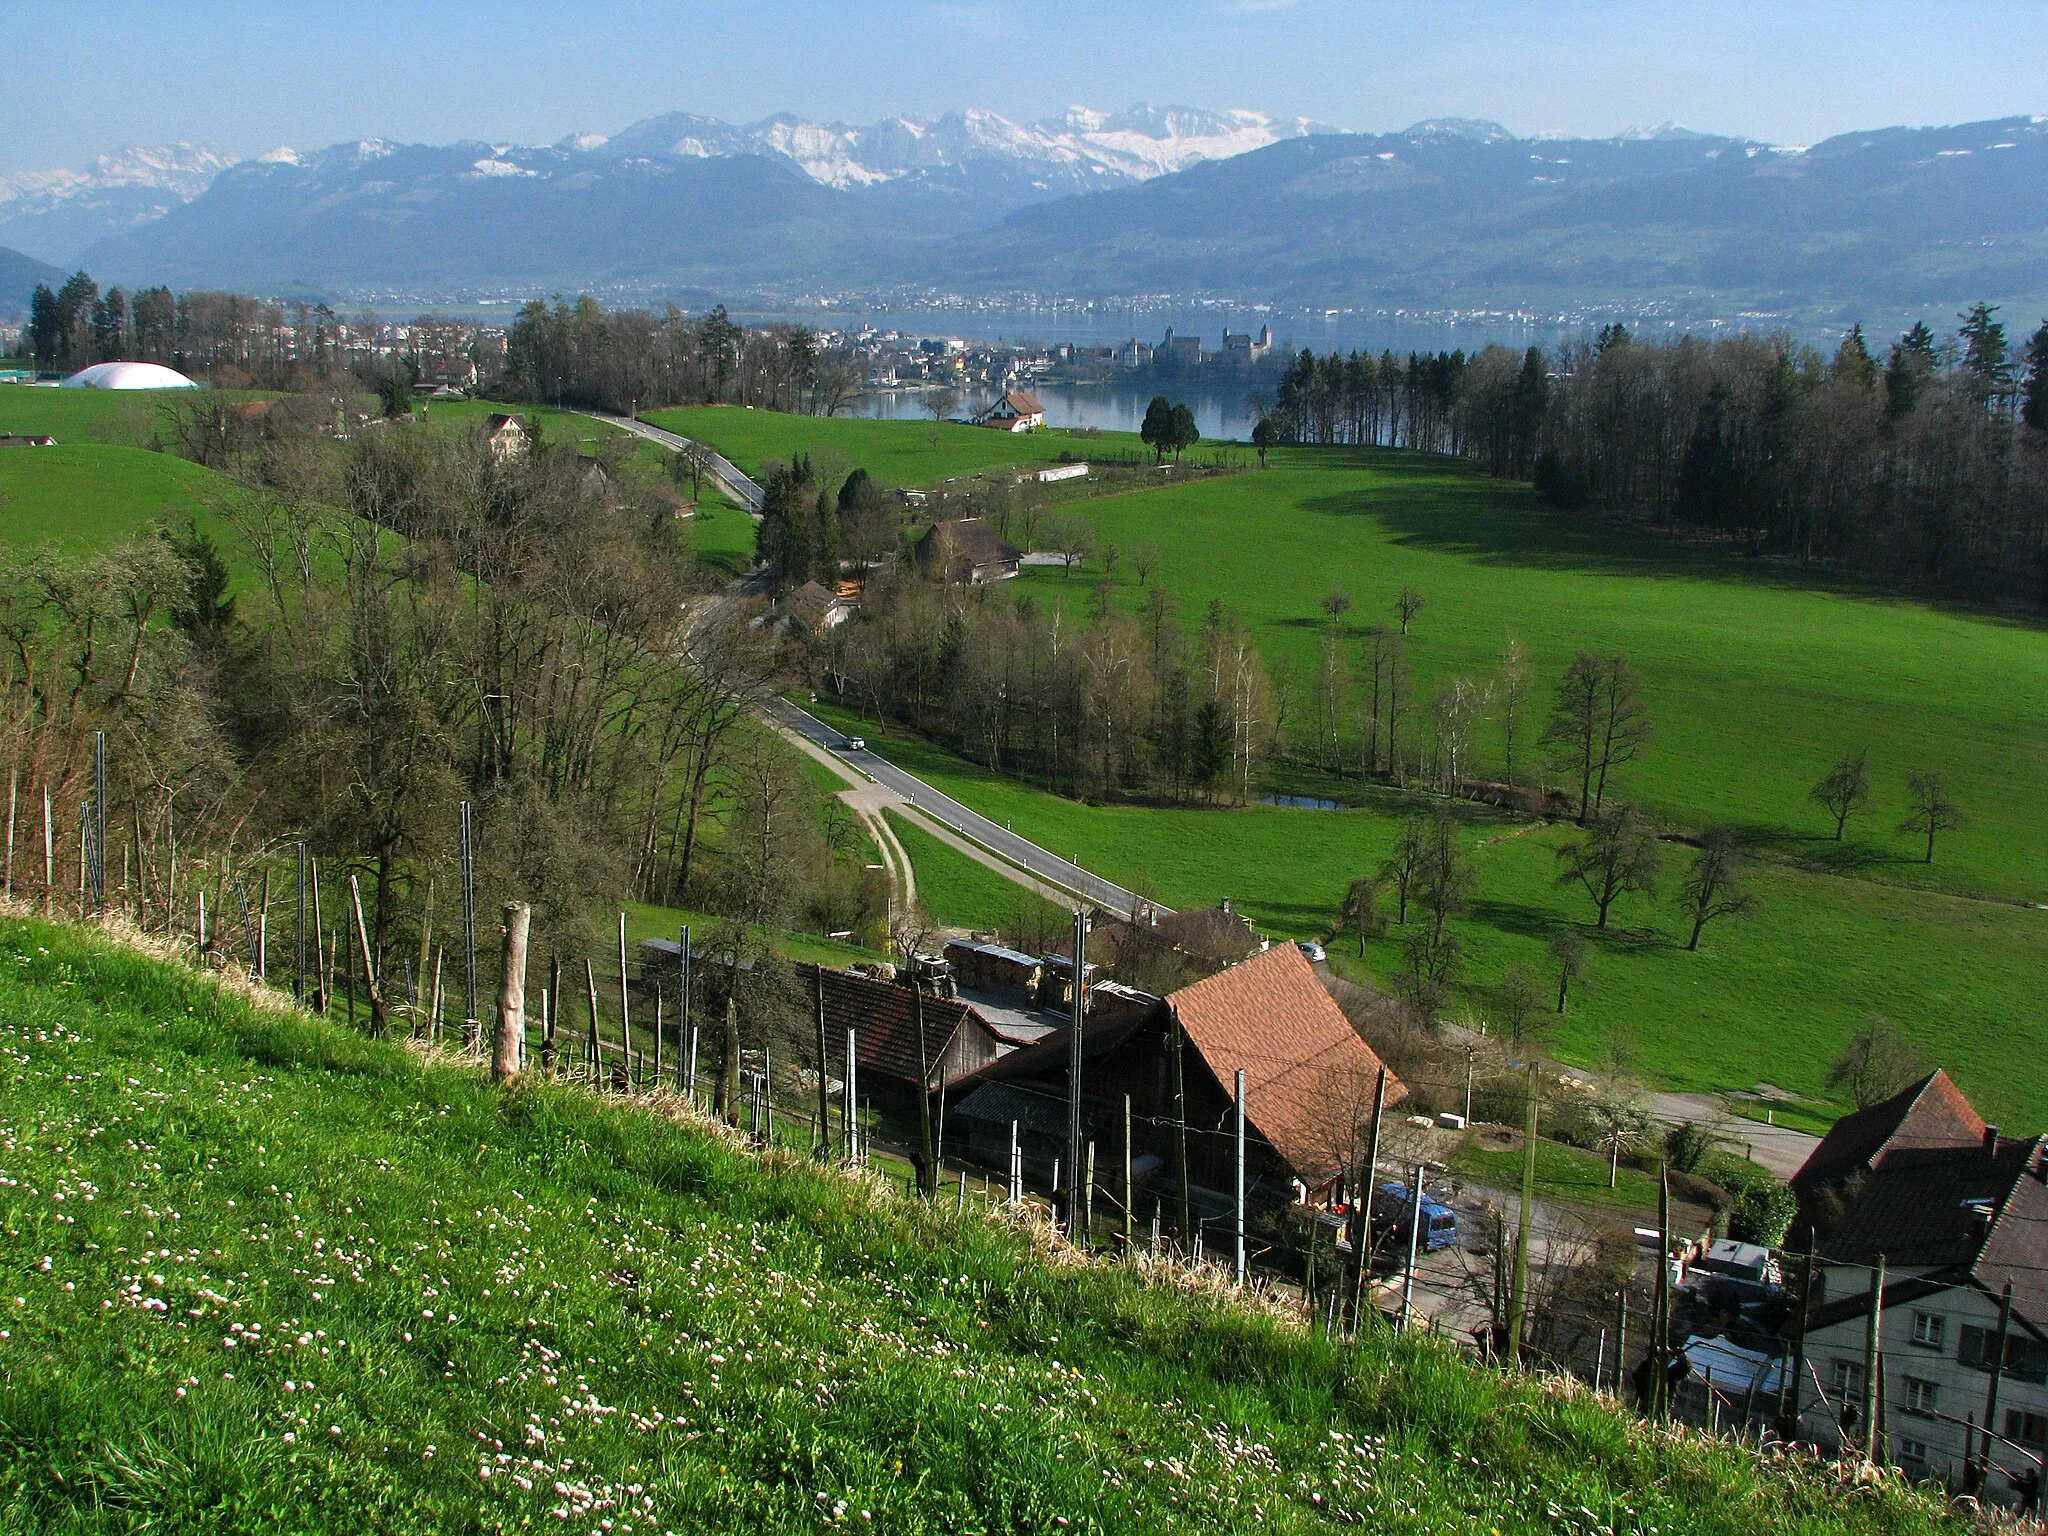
<box><xmin>502</xmin><ymin>297</ymin><xmax>863</xmax><ymax>416</ymax></box>
<box><xmin>1264</xmin><ymin>308</ymin><xmax>2048</xmax><ymax>603</ymax></box>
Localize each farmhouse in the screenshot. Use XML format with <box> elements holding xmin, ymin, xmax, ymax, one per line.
<box><xmin>481</xmin><ymin>412</ymin><xmax>529</xmax><ymax>459</ymax></box>
<box><xmin>1784</xmin><ymin>1074</ymin><xmax>2048</xmax><ymax>1503</ymax></box>
<box><xmin>974</xmin><ymin>389</ymin><xmax>1045</xmax><ymax>432</ymax></box>
<box><xmin>913</xmin><ymin>516</ymin><xmax>1020</xmax><ymax>584</ymax></box>
<box><xmin>942</xmin><ymin>943</ymin><xmax>1405</xmax><ymax>1218</ymax></box>
<box><xmin>0</xmin><ymin>434</ymin><xmax>56</xmax><ymax>448</ymax></box>
<box><xmin>781</xmin><ymin>579</ymin><xmax>854</xmax><ymax>633</ymax></box>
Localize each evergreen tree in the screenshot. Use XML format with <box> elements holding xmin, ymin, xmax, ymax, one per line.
<box><xmin>2021</xmin><ymin>321</ymin><xmax>2048</xmax><ymax>434</ymax></box>
<box><xmin>1140</xmin><ymin>396</ymin><xmax>1175</xmax><ymax>464</ymax></box>
<box><xmin>1832</xmin><ymin>324</ymin><xmax>1880</xmax><ymax>393</ymax></box>
<box><xmin>1885</xmin><ymin>322</ymin><xmax>1937</xmax><ymax>420</ymax></box>
<box><xmin>1957</xmin><ymin>302</ymin><xmax>2013</xmax><ymax>405</ymax></box>
<box><xmin>1169</xmin><ymin>402</ymin><xmax>1199</xmax><ymax>461</ymax></box>
<box><xmin>1251</xmin><ymin>416</ymin><xmax>1278</xmax><ymax>468</ymax></box>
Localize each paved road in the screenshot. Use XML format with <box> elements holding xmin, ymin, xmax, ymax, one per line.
<box><xmin>576</xmin><ymin>409</ymin><xmax>765</xmax><ymax>512</ymax></box>
<box><xmin>769</xmin><ymin>699</ymin><xmax>1166</xmax><ymax>918</ymax></box>
<box><xmin>1649</xmin><ymin>1091</ymin><xmax>1819</xmax><ymax>1180</ymax></box>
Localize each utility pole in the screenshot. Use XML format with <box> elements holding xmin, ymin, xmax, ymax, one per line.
<box><xmin>1233</xmin><ymin>1067</ymin><xmax>1247</xmax><ymax>1286</ymax></box>
<box><xmin>1398</xmin><ymin>1163</ymin><xmax>1426</xmax><ymax>1331</ymax></box>
<box><xmin>1122</xmin><ymin>1093</ymin><xmax>1134</xmax><ymax>1255</ymax></box>
<box><xmin>89</xmin><ymin>729</ymin><xmax>105</xmax><ymax>910</ymax></box>
<box><xmin>616</xmin><ymin>912</ymin><xmax>633</xmax><ymax>1075</ymax></box>
<box><xmin>458</xmin><ymin>801</ymin><xmax>478</xmax><ymax>1049</ymax></box>
<box><xmin>844</xmin><ymin>1026</ymin><xmax>859</xmax><ymax>1165</ymax></box>
<box><xmin>911</xmin><ymin>972</ymin><xmax>934</xmax><ymax>1195</ymax></box>
<box><xmin>1861</xmin><ymin>1256</ymin><xmax>1885</xmax><ymax>1466</ymax></box>
<box><xmin>1778</xmin><ymin>1231</ymin><xmax>1814</xmax><ymax>1439</ymax></box>
<box><xmin>1348</xmin><ymin>1067</ymin><xmax>1388</xmax><ymax>1332</ymax></box>
<box><xmin>1065</xmin><ymin>910</ymin><xmax>1088</xmax><ymax>1238</ymax></box>
<box><xmin>1980</xmin><ymin>1279</ymin><xmax>2013</xmax><ymax>1487</ymax></box>
<box><xmin>294</xmin><ymin>843</ymin><xmax>308</xmax><ymax>1004</ymax></box>
<box><xmin>1168</xmin><ymin>1003</ymin><xmax>1191</xmax><ymax>1245</ymax></box>
<box><xmin>1653</xmin><ymin>1172</ymin><xmax>1673</xmax><ymax>1419</ymax></box>
<box><xmin>1506</xmin><ymin>1061</ymin><xmax>1538</xmax><ymax>1364</ymax></box>
<box><xmin>1009</xmin><ymin>1119</ymin><xmax>1021</xmax><ymax>1203</ymax></box>
<box><xmin>347</xmin><ymin>874</ymin><xmax>384</xmax><ymax>1037</ymax></box>
<box><xmin>677</xmin><ymin>926</ymin><xmax>691</xmax><ymax>1095</ymax></box>
<box><xmin>814</xmin><ymin>965</ymin><xmax>830</xmax><ymax>1158</ymax></box>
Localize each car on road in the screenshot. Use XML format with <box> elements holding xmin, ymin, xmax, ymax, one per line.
<box><xmin>844</xmin><ymin>736</ymin><xmax>866</xmax><ymax>752</ymax></box>
<box><xmin>1373</xmin><ymin>1182</ymin><xmax>1460</xmax><ymax>1252</ymax></box>
<box><xmin>1296</xmin><ymin>940</ymin><xmax>1326</xmax><ymax>963</ymax></box>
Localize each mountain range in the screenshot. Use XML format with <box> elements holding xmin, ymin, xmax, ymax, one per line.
<box><xmin>3</xmin><ymin>105</ymin><xmax>2046</xmax><ymax>327</ymax></box>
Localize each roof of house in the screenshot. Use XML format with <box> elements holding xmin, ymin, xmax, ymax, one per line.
<box><xmin>1791</xmin><ymin>1070</ymin><xmax>1987</xmax><ymax>1198</ymax></box>
<box><xmin>983</xmin><ymin>390</ymin><xmax>1044</xmax><ymax>418</ymax></box>
<box><xmin>483</xmin><ymin>412</ymin><xmax>525</xmax><ymax>435</ymax></box>
<box><xmin>1808</xmin><ymin>1134</ymin><xmax>2048</xmax><ymax>1337</ymax></box>
<box><xmin>799</xmin><ymin>964</ymin><xmax>1000</xmax><ymax>1089</ymax></box>
<box><xmin>1167</xmin><ymin>942</ymin><xmax>1404</xmax><ymax>1180</ymax></box>
<box><xmin>946</xmin><ymin>943</ymin><xmax>1404</xmax><ymax>1182</ymax></box>
<box><xmin>913</xmin><ymin>516</ymin><xmax>1020</xmax><ymax>573</ymax></box>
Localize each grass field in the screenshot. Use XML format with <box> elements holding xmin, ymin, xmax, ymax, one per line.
<box><xmin>0</xmin><ymin>916</ymin><xmax>1962</xmax><ymax>1534</ymax></box>
<box><xmin>644</xmin><ymin>407</ymin><xmax>1118</xmax><ymax>489</ymax></box>
<box><xmin>808</xmin><ymin>674</ymin><xmax>2048</xmax><ymax>1128</ymax></box>
<box><xmin>0</xmin><ymin>382</ymin><xmax>232</xmax><ymax>447</ymax></box>
<box><xmin>0</xmin><ymin>444</ymin><xmax>246</xmax><ymax>564</ymax></box>
<box><xmin>883</xmin><ymin>811</ymin><xmax>1065</xmax><ymax>936</ymax></box>
<box><xmin>1451</xmin><ymin>1130</ymin><xmax>1663</xmax><ymax>1211</ymax></box>
<box><xmin>1012</xmin><ymin>449</ymin><xmax>2048</xmax><ymax>906</ymax></box>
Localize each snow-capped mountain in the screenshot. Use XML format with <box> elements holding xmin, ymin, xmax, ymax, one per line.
<box><xmin>587</xmin><ymin>103</ymin><xmax>1334</xmax><ymax>191</ymax></box>
<box><xmin>0</xmin><ymin>144</ymin><xmax>238</xmax><ymax>264</ymax></box>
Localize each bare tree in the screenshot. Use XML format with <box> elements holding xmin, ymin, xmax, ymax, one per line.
<box><xmin>1542</xmin><ymin>652</ymin><xmax>1651</xmax><ymax>822</ymax></box>
<box><xmin>1548</xmin><ymin>929</ymin><xmax>1588</xmax><ymax>1013</ymax></box>
<box><xmin>1585</xmin><ymin>1090</ymin><xmax>1652</xmax><ymax>1188</ymax></box>
<box><xmin>1809</xmin><ymin>748</ymin><xmax>1872</xmax><ymax>840</ymax></box>
<box><xmin>1826</xmin><ymin>1015</ymin><xmax>1927</xmax><ymax>1108</ymax></box>
<box><xmin>1493</xmin><ymin>964</ymin><xmax>1545</xmax><ymax>1048</ymax></box>
<box><xmin>1555</xmin><ymin>803</ymin><xmax>1662</xmax><ymax>929</ymax></box>
<box><xmin>1496</xmin><ymin>635</ymin><xmax>1531</xmax><ymax>786</ymax></box>
<box><xmin>1679</xmin><ymin>825</ymin><xmax>1757</xmax><ymax>950</ymax></box>
<box><xmin>1337</xmin><ymin>874</ymin><xmax>1388</xmax><ymax>954</ymax></box>
<box><xmin>1394</xmin><ymin>585</ymin><xmax>1425</xmax><ymax>634</ymax></box>
<box><xmin>1379</xmin><ymin>815</ymin><xmax>1428</xmax><ymax>924</ymax></box>
<box><xmin>926</xmin><ymin>385</ymin><xmax>960</xmax><ymax>423</ymax></box>
<box><xmin>1130</xmin><ymin>542</ymin><xmax>1160</xmax><ymax>587</ymax></box>
<box><xmin>1898</xmin><ymin>769</ymin><xmax>1963</xmax><ymax>863</ymax></box>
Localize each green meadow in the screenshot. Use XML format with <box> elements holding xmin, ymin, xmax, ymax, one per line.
<box><xmin>0</xmin><ymin>443</ymin><xmax>244</xmax><ymax>562</ymax></box>
<box><xmin>645</xmin><ymin>405</ymin><xmax>1112</xmax><ymax>488</ymax></box>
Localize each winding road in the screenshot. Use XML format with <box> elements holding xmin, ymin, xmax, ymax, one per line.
<box><xmin>576</xmin><ymin>409</ymin><xmax>765</xmax><ymax>511</ymax></box>
<box><xmin>769</xmin><ymin>700</ymin><xmax>1166</xmax><ymax>918</ymax></box>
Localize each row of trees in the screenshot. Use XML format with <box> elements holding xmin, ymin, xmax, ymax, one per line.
<box><xmin>502</xmin><ymin>297</ymin><xmax>862</xmax><ymax>416</ymax></box>
<box><xmin>1267</xmin><ymin>309</ymin><xmax>2048</xmax><ymax>603</ymax></box>
<box><xmin>820</xmin><ymin>575</ymin><xmax>1272</xmax><ymax>806</ymax></box>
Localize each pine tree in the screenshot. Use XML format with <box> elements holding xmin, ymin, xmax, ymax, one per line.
<box><xmin>2021</xmin><ymin>321</ymin><xmax>2048</xmax><ymax>435</ymax></box>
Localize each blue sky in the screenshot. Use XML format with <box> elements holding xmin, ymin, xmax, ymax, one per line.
<box><xmin>8</xmin><ymin>0</ymin><xmax>2044</xmax><ymax>174</ymax></box>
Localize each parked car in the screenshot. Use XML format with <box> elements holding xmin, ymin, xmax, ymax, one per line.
<box><xmin>1372</xmin><ymin>1182</ymin><xmax>1460</xmax><ymax>1252</ymax></box>
<box><xmin>1296</xmin><ymin>939</ymin><xmax>1327</xmax><ymax>963</ymax></box>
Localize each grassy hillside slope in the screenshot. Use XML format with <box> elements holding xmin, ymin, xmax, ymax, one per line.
<box><xmin>0</xmin><ymin>445</ymin><xmax>244</xmax><ymax>561</ymax></box>
<box><xmin>0</xmin><ymin>918</ymin><xmax>1956</xmax><ymax>1534</ymax></box>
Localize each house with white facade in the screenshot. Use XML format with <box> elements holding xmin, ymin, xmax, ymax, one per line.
<box><xmin>1786</xmin><ymin>1073</ymin><xmax>2048</xmax><ymax>1507</ymax></box>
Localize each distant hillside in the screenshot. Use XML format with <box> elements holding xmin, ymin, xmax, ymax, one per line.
<box><xmin>58</xmin><ymin>112</ymin><xmax>2048</xmax><ymax>323</ymax></box>
<box><xmin>0</xmin><ymin>242</ymin><xmax>63</xmax><ymax>317</ymax></box>
<box><xmin>939</xmin><ymin>115</ymin><xmax>2048</xmax><ymax>321</ymax></box>
<box><xmin>81</xmin><ymin>141</ymin><xmax>923</xmax><ymax>298</ymax></box>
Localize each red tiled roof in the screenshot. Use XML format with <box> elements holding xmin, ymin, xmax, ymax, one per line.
<box><xmin>1169</xmin><ymin>943</ymin><xmax>1405</xmax><ymax>1181</ymax></box>
<box><xmin>1792</xmin><ymin>1070</ymin><xmax>1986</xmax><ymax>1199</ymax></box>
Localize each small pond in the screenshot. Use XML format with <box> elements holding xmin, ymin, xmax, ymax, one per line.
<box><xmin>1260</xmin><ymin>794</ymin><xmax>1345</xmax><ymax>810</ymax></box>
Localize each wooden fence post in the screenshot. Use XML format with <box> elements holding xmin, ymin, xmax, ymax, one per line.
<box><xmin>494</xmin><ymin>901</ymin><xmax>529</xmax><ymax>1084</ymax></box>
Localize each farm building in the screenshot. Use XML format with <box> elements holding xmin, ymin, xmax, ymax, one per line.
<box><xmin>481</xmin><ymin>412</ymin><xmax>529</xmax><ymax>459</ymax></box>
<box><xmin>942</xmin><ymin>942</ymin><xmax>1405</xmax><ymax>1221</ymax></box>
<box><xmin>781</xmin><ymin>580</ymin><xmax>853</xmax><ymax>634</ymax></box>
<box><xmin>0</xmin><ymin>434</ymin><xmax>56</xmax><ymax>448</ymax></box>
<box><xmin>913</xmin><ymin>516</ymin><xmax>1020</xmax><ymax>584</ymax></box>
<box><xmin>798</xmin><ymin>964</ymin><xmax>1014</xmax><ymax>1116</ymax></box>
<box><xmin>1784</xmin><ymin>1086</ymin><xmax>2048</xmax><ymax>1503</ymax></box>
<box><xmin>974</xmin><ymin>389</ymin><xmax>1046</xmax><ymax>432</ymax></box>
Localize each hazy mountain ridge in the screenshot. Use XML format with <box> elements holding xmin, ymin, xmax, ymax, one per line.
<box><xmin>22</xmin><ymin>109</ymin><xmax>2048</xmax><ymax>324</ymax></box>
<box><xmin>0</xmin><ymin>144</ymin><xmax>238</xmax><ymax>265</ymax></box>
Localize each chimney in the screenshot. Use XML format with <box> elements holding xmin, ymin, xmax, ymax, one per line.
<box><xmin>1984</xmin><ymin>1125</ymin><xmax>2001</xmax><ymax>1157</ymax></box>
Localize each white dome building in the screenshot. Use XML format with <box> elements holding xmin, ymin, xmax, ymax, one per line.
<box><xmin>60</xmin><ymin>361</ymin><xmax>200</xmax><ymax>390</ymax></box>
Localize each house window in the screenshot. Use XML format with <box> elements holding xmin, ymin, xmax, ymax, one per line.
<box><xmin>2006</xmin><ymin>1410</ymin><xmax>2048</xmax><ymax>1448</ymax></box>
<box><xmin>1911</xmin><ymin>1312</ymin><xmax>1945</xmax><ymax>1349</ymax></box>
<box><xmin>1832</xmin><ymin>1359</ymin><xmax>1866</xmax><ymax>1399</ymax></box>
<box><xmin>1897</xmin><ymin>1437</ymin><xmax>1931</xmax><ymax>1467</ymax></box>
<box><xmin>1904</xmin><ymin>1378</ymin><xmax>1939</xmax><ymax>1416</ymax></box>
